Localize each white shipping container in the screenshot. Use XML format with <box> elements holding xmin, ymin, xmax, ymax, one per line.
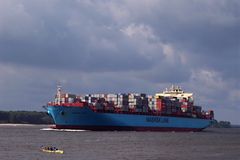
<box><xmin>107</xmin><ymin>94</ymin><xmax>114</xmax><ymax>97</ymax></box>
<box><xmin>68</xmin><ymin>98</ymin><xmax>74</xmax><ymax>103</ymax></box>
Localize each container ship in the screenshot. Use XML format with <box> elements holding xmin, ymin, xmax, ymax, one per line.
<box><xmin>46</xmin><ymin>85</ymin><xmax>214</xmax><ymax>131</ymax></box>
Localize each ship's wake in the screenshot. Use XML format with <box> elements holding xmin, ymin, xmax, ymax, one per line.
<box><xmin>40</xmin><ymin>128</ymin><xmax>86</xmax><ymax>132</ymax></box>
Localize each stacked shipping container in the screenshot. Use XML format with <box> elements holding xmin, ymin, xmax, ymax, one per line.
<box><xmin>53</xmin><ymin>90</ymin><xmax>213</xmax><ymax>118</ymax></box>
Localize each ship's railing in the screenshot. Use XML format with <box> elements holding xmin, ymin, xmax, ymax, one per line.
<box><xmin>47</xmin><ymin>102</ymin><xmax>86</xmax><ymax>107</ymax></box>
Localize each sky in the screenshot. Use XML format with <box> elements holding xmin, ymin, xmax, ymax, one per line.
<box><xmin>0</xmin><ymin>0</ymin><xmax>239</xmax><ymax>124</ymax></box>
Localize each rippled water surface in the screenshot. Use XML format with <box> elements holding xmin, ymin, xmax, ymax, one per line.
<box><xmin>0</xmin><ymin>125</ymin><xmax>240</xmax><ymax>160</ymax></box>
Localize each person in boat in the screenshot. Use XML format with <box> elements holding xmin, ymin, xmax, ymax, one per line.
<box><xmin>41</xmin><ymin>146</ymin><xmax>58</xmax><ymax>151</ymax></box>
<box><xmin>49</xmin><ymin>146</ymin><xmax>57</xmax><ymax>151</ymax></box>
<box><xmin>53</xmin><ymin>147</ymin><xmax>58</xmax><ymax>151</ymax></box>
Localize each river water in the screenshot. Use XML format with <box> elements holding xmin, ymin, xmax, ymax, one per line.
<box><xmin>0</xmin><ymin>124</ymin><xmax>240</xmax><ymax>160</ymax></box>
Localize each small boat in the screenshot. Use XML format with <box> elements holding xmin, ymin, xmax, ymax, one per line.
<box><xmin>41</xmin><ymin>146</ymin><xmax>64</xmax><ymax>154</ymax></box>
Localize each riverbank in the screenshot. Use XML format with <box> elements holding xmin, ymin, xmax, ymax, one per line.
<box><xmin>0</xmin><ymin>110</ymin><xmax>53</xmax><ymax>124</ymax></box>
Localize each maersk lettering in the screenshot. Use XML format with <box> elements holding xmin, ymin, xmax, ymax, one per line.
<box><xmin>146</xmin><ymin>117</ymin><xmax>169</xmax><ymax>123</ymax></box>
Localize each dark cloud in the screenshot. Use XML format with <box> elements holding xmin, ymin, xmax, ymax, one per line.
<box><xmin>0</xmin><ymin>0</ymin><xmax>239</xmax><ymax>124</ymax></box>
<box><xmin>0</xmin><ymin>0</ymin><xmax>155</xmax><ymax>72</ymax></box>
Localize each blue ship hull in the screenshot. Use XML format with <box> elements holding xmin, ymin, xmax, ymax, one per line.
<box><xmin>47</xmin><ymin>106</ymin><xmax>212</xmax><ymax>131</ymax></box>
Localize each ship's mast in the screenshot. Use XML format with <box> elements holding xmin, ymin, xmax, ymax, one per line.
<box><xmin>57</xmin><ymin>85</ymin><xmax>62</xmax><ymax>98</ymax></box>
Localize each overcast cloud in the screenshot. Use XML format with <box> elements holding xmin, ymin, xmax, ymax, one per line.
<box><xmin>0</xmin><ymin>0</ymin><xmax>239</xmax><ymax>124</ymax></box>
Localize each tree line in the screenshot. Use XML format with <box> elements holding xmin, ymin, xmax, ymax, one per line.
<box><xmin>211</xmin><ymin>119</ymin><xmax>231</xmax><ymax>128</ymax></box>
<box><xmin>0</xmin><ymin>111</ymin><xmax>53</xmax><ymax>124</ymax></box>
